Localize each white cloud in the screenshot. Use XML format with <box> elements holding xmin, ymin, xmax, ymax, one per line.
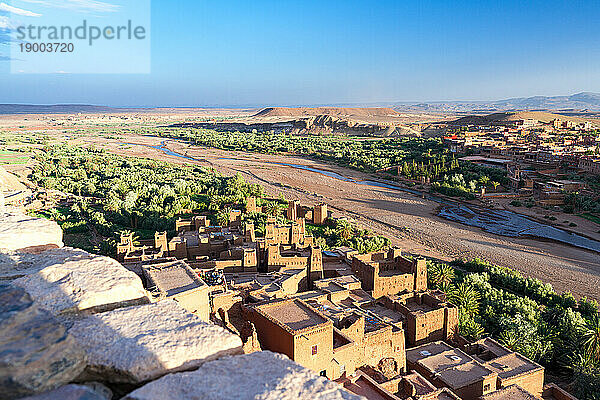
<box><xmin>0</xmin><ymin>16</ymin><xmax>9</xmax><ymax>28</ymax></box>
<box><xmin>0</xmin><ymin>2</ymin><xmax>42</xmax><ymax>16</ymax></box>
<box><xmin>18</xmin><ymin>0</ymin><xmax>119</xmax><ymax>13</ymax></box>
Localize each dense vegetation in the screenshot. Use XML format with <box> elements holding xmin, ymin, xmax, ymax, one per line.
<box><xmin>149</xmin><ymin>127</ymin><xmax>508</xmax><ymax>198</ymax></box>
<box><xmin>428</xmin><ymin>258</ymin><xmax>600</xmax><ymax>399</ymax></box>
<box><xmin>30</xmin><ymin>145</ymin><xmax>263</xmax><ymax>253</ymax></box>
<box><xmin>29</xmin><ymin>145</ymin><xmax>388</xmax><ymax>255</ymax></box>
<box><xmin>155</xmin><ymin>127</ymin><xmax>445</xmax><ymax>173</ymax></box>
<box><xmin>306</xmin><ymin>218</ymin><xmax>390</xmax><ymax>254</ymax></box>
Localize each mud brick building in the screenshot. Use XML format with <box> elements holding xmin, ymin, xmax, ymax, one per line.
<box><xmin>117</xmin><ymin>231</ymin><xmax>168</xmax><ymax>263</ymax></box>
<box><xmin>407</xmin><ymin>341</ymin><xmax>497</xmax><ymax>399</ymax></box>
<box><xmin>338</xmin><ymin>368</ymin><xmax>464</xmax><ymax>400</ymax></box>
<box><xmin>287</xmin><ymin>200</ymin><xmax>329</xmax><ymax>225</ymax></box>
<box><xmin>264</xmin><ymin>216</ymin><xmax>314</xmax><ymax>247</ymax></box>
<box><xmin>463</xmin><ymin>338</ymin><xmax>544</xmax><ymax>397</ymax></box>
<box><xmin>352</xmin><ymin>248</ymin><xmax>427</xmax><ymax>298</ymax></box>
<box><xmin>245</xmin><ymin>298</ymin><xmax>355</xmax><ymax>379</ymax></box>
<box><xmin>382</xmin><ymin>291</ymin><xmax>459</xmax><ymax>346</ymax></box>
<box><xmin>407</xmin><ymin>338</ymin><xmax>545</xmax><ymax>400</ymax></box>
<box><xmin>266</xmin><ymin>243</ymin><xmax>322</xmax><ymax>277</ymax></box>
<box><xmin>140</xmin><ymin>259</ymin><xmax>210</xmax><ymax>321</ymax></box>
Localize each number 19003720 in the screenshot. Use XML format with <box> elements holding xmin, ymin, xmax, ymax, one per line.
<box><xmin>20</xmin><ymin>42</ymin><xmax>74</xmax><ymax>52</ymax></box>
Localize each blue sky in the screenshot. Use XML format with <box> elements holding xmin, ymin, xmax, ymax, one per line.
<box><xmin>0</xmin><ymin>0</ymin><xmax>599</xmax><ymax>107</ymax></box>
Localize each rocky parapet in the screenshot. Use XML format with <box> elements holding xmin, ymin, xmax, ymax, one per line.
<box><xmin>124</xmin><ymin>351</ymin><xmax>363</xmax><ymax>400</ymax></box>
<box><xmin>0</xmin><ymin>212</ymin><xmax>63</xmax><ymax>252</ymax></box>
<box><xmin>69</xmin><ymin>300</ymin><xmax>243</xmax><ymax>384</ymax></box>
<box><xmin>8</xmin><ymin>247</ymin><xmax>149</xmax><ymax>315</ymax></box>
<box><xmin>0</xmin><ymin>284</ymin><xmax>86</xmax><ymax>399</ymax></box>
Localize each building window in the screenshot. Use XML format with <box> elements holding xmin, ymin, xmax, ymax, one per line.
<box><xmin>312</xmin><ymin>345</ymin><xmax>318</xmax><ymax>355</ymax></box>
<box><xmin>339</xmin><ymin>364</ymin><xmax>345</xmax><ymax>375</ymax></box>
<box><xmin>320</xmin><ymin>370</ymin><xmax>327</xmax><ymax>377</ymax></box>
<box><xmin>484</xmin><ymin>383</ymin><xmax>491</xmax><ymax>391</ymax></box>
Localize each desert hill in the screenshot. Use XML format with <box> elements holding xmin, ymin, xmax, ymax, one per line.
<box><xmin>253</xmin><ymin>107</ymin><xmax>401</xmax><ymax>118</ymax></box>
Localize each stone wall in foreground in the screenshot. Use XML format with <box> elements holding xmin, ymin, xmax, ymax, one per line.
<box><xmin>0</xmin><ymin>212</ymin><xmax>364</xmax><ymax>400</ymax></box>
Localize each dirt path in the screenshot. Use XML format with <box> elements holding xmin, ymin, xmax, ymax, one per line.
<box><xmin>90</xmin><ymin>135</ymin><xmax>600</xmax><ymax>301</ymax></box>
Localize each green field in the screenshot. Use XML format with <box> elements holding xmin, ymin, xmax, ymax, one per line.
<box><xmin>581</xmin><ymin>212</ymin><xmax>600</xmax><ymax>225</ymax></box>
<box><xmin>0</xmin><ymin>150</ymin><xmax>29</xmax><ymax>165</ymax></box>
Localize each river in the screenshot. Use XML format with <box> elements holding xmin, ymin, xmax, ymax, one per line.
<box><xmin>123</xmin><ymin>140</ymin><xmax>600</xmax><ymax>254</ymax></box>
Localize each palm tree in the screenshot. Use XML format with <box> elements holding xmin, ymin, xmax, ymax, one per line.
<box><xmin>459</xmin><ymin>314</ymin><xmax>485</xmax><ymax>340</ymax></box>
<box><xmin>499</xmin><ymin>330</ymin><xmax>520</xmax><ymax>351</ymax></box>
<box><xmin>263</xmin><ymin>201</ymin><xmax>281</xmax><ymax>217</ymax></box>
<box><xmin>217</xmin><ymin>207</ymin><xmax>232</xmax><ymax>226</ymax></box>
<box><xmin>118</xmin><ymin>230</ymin><xmax>139</xmax><ymax>246</ymax></box>
<box><xmin>335</xmin><ymin>220</ymin><xmax>353</xmax><ymax>242</ymax></box>
<box><xmin>448</xmin><ymin>282</ymin><xmax>481</xmax><ymax>316</ymax></box>
<box><xmin>581</xmin><ymin>315</ymin><xmax>600</xmax><ymax>362</ymax></box>
<box><xmin>429</xmin><ymin>263</ymin><xmax>455</xmax><ymax>289</ymax></box>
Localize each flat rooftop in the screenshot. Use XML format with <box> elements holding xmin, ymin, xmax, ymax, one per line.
<box><xmin>340</xmin><ymin>373</ymin><xmax>400</xmax><ymax>400</ymax></box>
<box><xmin>467</xmin><ymin>337</ymin><xmax>512</xmax><ymax>361</ymax></box>
<box><xmin>403</xmin><ymin>298</ymin><xmax>437</xmax><ymax>313</ymax></box>
<box><xmin>417</xmin><ymin>349</ymin><xmax>473</xmax><ymax>374</ymax></box>
<box><xmin>399</xmin><ymin>372</ymin><xmax>437</xmax><ymax>396</ymax></box>
<box><xmin>436</xmin><ymin>361</ymin><xmax>496</xmax><ymax>389</ymax></box>
<box><xmin>362</xmin><ymin>303</ymin><xmax>405</xmax><ymax>325</ymax></box>
<box><xmin>480</xmin><ymin>384</ymin><xmax>537</xmax><ymax>400</ymax></box>
<box><xmin>255</xmin><ymin>299</ymin><xmax>330</xmax><ymax>333</ymax></box>
<box><xmin>406</xmin><ymin>341</ymin><xmax>455</xmax><ymax>365</ymax></box>
<box><xmin>485</xmin><ymin>352</ymin><xmax>543</xmax><ymax>380</ymax></box>
<box><xmin>143</xmin><ymin>260</ymin><xmax>207</xmax><ymax>297</ymax></box>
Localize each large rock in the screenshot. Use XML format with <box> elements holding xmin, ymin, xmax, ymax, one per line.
<box><xmin>0</xmin><ymin>284</ymin><xmax>86</xmax><ymax>399</ymax></box>
<box><xmin>7</xmin><ymin>247</ymin><xmax>148</xmax><ymax>315</ymax></box>
<box><xmin>0</xmin><ymin>247</ymin><xmax>91</xmax><ymax>280</ymax></box>
<box><xmin>0</xmin><ymin>212</ymin><xmax>63</xmax><ymax>252</ymax></box>
<box><xmin>123</xmin><ymin>352</ymin><xmax>364</xmax><ymax>400</ymax></box>
<box><xmin>19</xmin><ymin>383</ymin><xmax>112</xmax><ymax>400</ymax></box>
<box><xmin>69</xmin><ymin>300</ymin><xmax>243</xmax><ymax>383</ymax></box>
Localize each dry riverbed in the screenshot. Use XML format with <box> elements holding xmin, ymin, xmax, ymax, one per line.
<box><xmin>72</xmin><ymin>134</ymin><xmax>600</xmax><ymax>301</ymax></box>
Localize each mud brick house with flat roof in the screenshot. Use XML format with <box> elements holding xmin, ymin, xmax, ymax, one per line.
<box><xmin>141</xmin><ymin>259</ymin><xmax>210</xmax><ymax>320</ymax></box>
<box><xmin>264</xmin><ymin>216</ymin><xmax>314</xmax><ymax>247</ymax></box>
<box><xmin>296</xmin><ymin>276</ymin><xmax>407</xmax><ymax>376</ymax></box>
<box><xmin>347</xmin><ymin>369</ymin><xmax>463</xmax><ymax>400</ymax></box>
<box><xmin>337</xmin><ymin>371</ymin><xmax>402</xmax><ymax>400</ymax></box>
<box><xmin>168</xmin><ymin>228</ymin><xmax>243</xmax><ymax>261</ymax></box>
<box><xmin>266</xmin><ymin>242</ymin><xmax>322</xmax><ymax>277</ymax></box>
<box><xmin>408</xmin><ymin>339</ymin><xmax>548</xmax><ymax>400</ymax></box>
<box><xmin>245</xmin><ymin>298</ymin><xmax>358</xmax><ymax>379</ymax></box>
<box><xmin>479</xmin><ymin>384</ymin><xmax>536</xmax><ymax>400</ymax></box>
<box><xmin>352</xmin><ymin>248</ymin><xmax>427</xmax><ymax>298</ymax></box>
<box><xmin>175</xmin><ymin>215</ymin><xmax>211</xmax><ymax>232</ymax></box>
<box><xmin>463</xmin><ymin>338</ymin><xmax>544</xmax><ymax>397</ymax></box>
<box><xmin>383</xmin><ymin>291</ymin><xmax>459</xmax><ymax>346</ymax></box>
<box><xmin>407</xmin><ymin>341</ymin><xmax>497</xmax><ymax>399</ymax></box>
<box><xmin>287</xmin><ymin>200</ymin><xmax>329</xmax><ymax>225</ymax></box>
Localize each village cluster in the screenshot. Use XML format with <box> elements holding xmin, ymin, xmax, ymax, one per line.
<box><xmin>443</xmin><ymin>117</ymin><xmax>600</xmax><ymax>206</ymax></box>
<box><xmin>116</xmin><ymin>197</ymin><xmax>574</xmax><ymax>400</ymax></box>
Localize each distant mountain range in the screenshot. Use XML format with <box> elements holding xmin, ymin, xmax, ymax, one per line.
<box><xmin>2</xmin><ymin>93</ymin><xmax>600</xmax><ymax>114</ymax></box>
<box><xmin>392</xmin><ymin>92</ymin><xmax>600</xmax><ymax>113</ymax></box>
<box><xmin>0</xmin><ymin>104</ymin><xmax>120</xmax><ymax>114</ymax></box>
